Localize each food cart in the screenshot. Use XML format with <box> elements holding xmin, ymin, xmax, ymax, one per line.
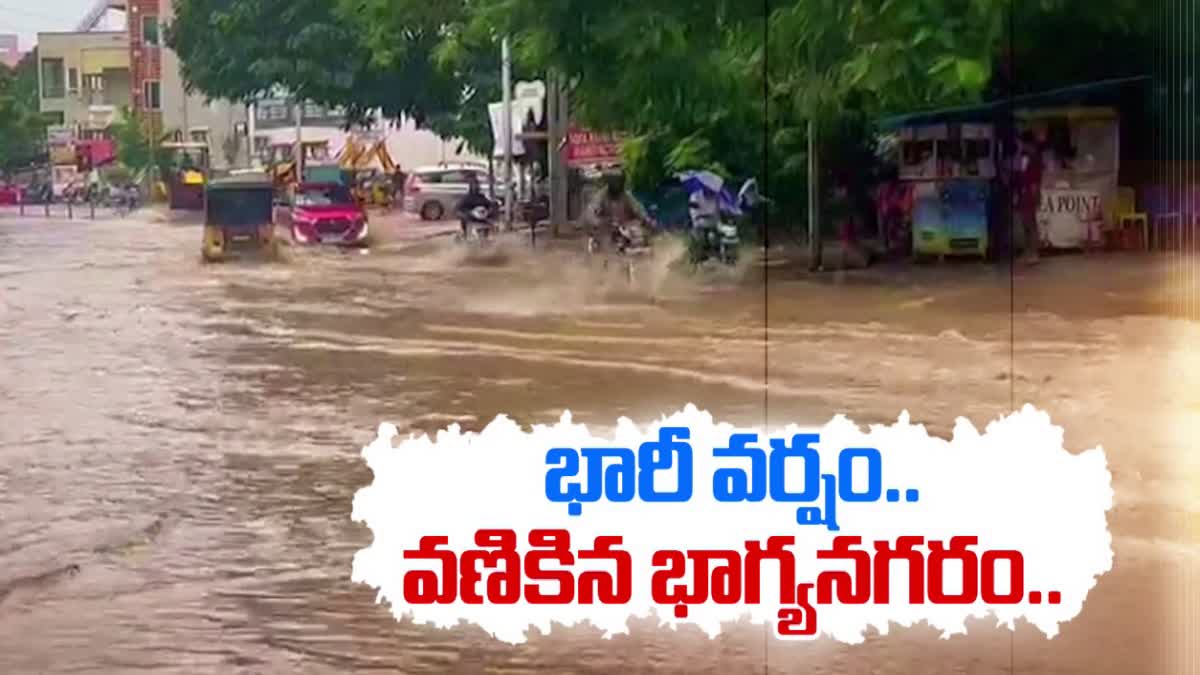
<box><xmin>882</xmin><ymin>77</ymin><xmax>1146</xmax><ymax>259</ymax></box>
<box><xmin>897</xmin><ymin>122</ymin><xmax>993</xmax><ymax>258</ymax></box>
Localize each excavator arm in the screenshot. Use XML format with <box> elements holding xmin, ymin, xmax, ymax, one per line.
<box><xmin>372</xmin><ymin>141</ymin><xmax>397</xmax><ymax>174</ymax></box>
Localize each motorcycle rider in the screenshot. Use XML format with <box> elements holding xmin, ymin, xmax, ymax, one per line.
<box><xmin>456</xmin><ymin>173</ymin><xmax>493</xmax><ymax>239</ymax></box>
<box><xmin>584</xmin><ymin>171</ymin><xmax>653</xmax><ymax>253</ymax></box>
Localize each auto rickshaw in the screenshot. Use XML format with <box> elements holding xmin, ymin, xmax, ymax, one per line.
<box><xmin>162</xmin><ymin>142</ymin><xmax>210</xmax><ymax>211</ymax></box>
<box><xmin>201</xmin><ymin>175</ymin><xmax>278</xmax><ymax>262</ymax></box>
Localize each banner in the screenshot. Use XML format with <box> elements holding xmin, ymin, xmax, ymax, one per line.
<box><xmin>489</xmin><ymin>86</ymin><xmax>544</xmax><ymax>159</ymax></box>
<box><xmin>1038</xmin><ymin>187</ymin><xmax>1104</xmax><ymax>249</ymax></box>
<box><xmin>566</xmin><ymin>127</ymin><xmax>626</xmax><ymax>167</ymax></box>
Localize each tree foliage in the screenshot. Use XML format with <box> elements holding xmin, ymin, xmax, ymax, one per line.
<box><xmin>168</xmin><ymin>0</ymin><xmax>1172</xmax><ymax>220</ymax></box>
<box><xmin>110</xmin><ymin>106</ymin><xmax>172</xmax><ymax>176</ymax></box>
<box><xmin>0</xmin><ymin>51</ymin><xmax>47</xmax><ymax>171</ymax></box>
<box><xmin>167</xmin><ymin>0</ymin><xmax>498</xmax><ymax>154</ymax></box>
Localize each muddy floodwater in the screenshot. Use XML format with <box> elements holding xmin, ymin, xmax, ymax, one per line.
<box><xmin>1</xmin><ymin>211</ymin><xmax>1197</xmax><ymax>674</ymax></box>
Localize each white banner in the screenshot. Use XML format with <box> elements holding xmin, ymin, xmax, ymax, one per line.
<box><xmin>1038</xmin><ymin>188</ymin><xmax>1104</xmax><ymax>249</ymax></box>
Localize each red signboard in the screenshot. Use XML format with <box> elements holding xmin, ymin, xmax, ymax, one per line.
<box><xmin>566</xmin><ymin>127</ymin><xmax>626</xmax><ymax>167</ymax></box>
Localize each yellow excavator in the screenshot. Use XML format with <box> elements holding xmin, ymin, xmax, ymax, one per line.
<box><xmin>339</xmin><ymin>137</ymin><xmax>398</xmax><ymax>209</ymax></box>
<box><xmin>266</xmin><ymin>141</ymin><xmax>334</xmax><ymax>196</ymax></box>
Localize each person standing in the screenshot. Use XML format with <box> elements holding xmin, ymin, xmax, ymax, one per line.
<box><xmin>391</xmin><ymin>166</ymin><xmax>407</xmax><ymax>210</ymax></box>
<box><xmin>877</xmin><ymin>166</ymin><xmax>911</xmax><ymax>259</ymax></box>
<box><xmin>1017</xmin><ymin>131</ymin><xmax>1044</xmax><ymax>264</ymax></box>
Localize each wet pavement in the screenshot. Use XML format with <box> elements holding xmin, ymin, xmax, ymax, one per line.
<box><xmin>0</xmin><ymin>207</ymin><xmax>1197</xmax><ymax>674</ymax></box>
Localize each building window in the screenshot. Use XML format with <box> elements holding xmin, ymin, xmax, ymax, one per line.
<box><xmin>142</xmin><ymin>16</ymin><xmax>160</xmax><ymax>46</ymax></box>
<box><xmin>189</xmin><ymin>129</ymin><xmax>209</xmax><ymax>145</ymax></box>
<box><xmin>68</xmin><ymin>68</ymin><xmax>78</xmax><ymax>94</ymax></box>
<box><xmin>41</xmin><ymin>58</ymin><xmax>65</xmax><ymax>98</ymax></box>
<box><xmin>42</xmin><ymin>111</ymin><xmax>65</xmax><ymax>126</ymax></box>
<box><xmin>83</xmin><ymin>74</ymin><xmax>104</xmax><ymax>92</ymax></box>
<box><xmin>143</xmin><ymin>80</ymin><xmax>161</xmax><ymax>110</ymax></box>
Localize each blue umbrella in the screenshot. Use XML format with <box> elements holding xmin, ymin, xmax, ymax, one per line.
<box><xmin>676</xmin><ymin>170</ymin><xmax>742</xmax><ymax>216</ymax></box>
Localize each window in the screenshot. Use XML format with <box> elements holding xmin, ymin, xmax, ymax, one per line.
<box><xmin>41</xmin><ymin>58</ymin><xmax>64</xmax><ymax>98</ymax></box>
<box><xmin>83</xmin><ymin>74</ymin><xmax>104</xmax><ymax>92</ymax></box>
<box><xmin>68</xmin><ymin>68</ymin><xmax>78</xmax><ymax>93</ymax></box>
<box><xmin>189</xmin><ymin>129</ymin><xmax>209</xmax><ymax>145</ymax></box>
<box><xmin>142</xmin><ymin>16</ymin><xmax>160</xmax><ymax>46</ymax></box>
<box><xmin>143</xmin><ymin>80</ymin><xmax>161</xmax><ymax>110</ymax></box>
<box><xmin>42</xmin><ymin>111</ymin><xmax>65</xmax><ymax>126</ymax></box>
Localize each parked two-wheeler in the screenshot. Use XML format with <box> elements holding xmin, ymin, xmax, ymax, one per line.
<box><xmin>22</xmin><ymin>182</ymin><xmax>53</xmax><ymax>204</ymax></box>
<box><xmin>109</xmin><ymin>185</ymin><xmax>141</xmax><ymax>215</ymax></box>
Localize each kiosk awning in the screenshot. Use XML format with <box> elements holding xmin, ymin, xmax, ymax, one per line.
<box><xmin>878</xmin><ymin>76</ymin><xmax>1150</xmax><ymax>130</ymax></box>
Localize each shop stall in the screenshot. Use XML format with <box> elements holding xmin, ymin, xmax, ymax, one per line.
<box><xmin>881</xmin><ymin>76</ymin><xmax>1147</xmax><ymax>258</ymax></box>
<box><xmin>1017</xmin><ymin>107</ymin><xmax>1119</xmax><ymax>250</ymax></box>
<box><xmin>896</xmin><ymin>122</ymin><xmax>993</xmax><ymax>258</ymax></box>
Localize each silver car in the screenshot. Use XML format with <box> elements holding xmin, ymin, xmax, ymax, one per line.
<box><xmin>404</xmin><ymin>164</ymin><xmax>510</xmax><ymax>221</ymax></box>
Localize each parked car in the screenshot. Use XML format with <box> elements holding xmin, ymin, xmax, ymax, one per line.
<box><xmin>404</xmin><ymin>164</ymin><xmax>512</xmax><ymax>221</ymax></box>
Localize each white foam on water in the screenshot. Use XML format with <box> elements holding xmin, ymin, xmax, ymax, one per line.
<box><xmin>351</xmin><ymin>405</ymin><xmax>1113</xmax><ymax>645</ymax></box>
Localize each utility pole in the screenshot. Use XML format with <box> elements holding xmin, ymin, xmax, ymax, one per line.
<box><xmin>807</xmin><ymin>36</ymin><xmax>822</xmax><ymax>272</ymax></box>
<box><xmin>547</xmin><ymin>71</ymin><xmax>562</xmax><ymax>237</ymax></box>
<box><xmin>293</xmin><ymin>96</ymin><xmax>304</xmax><ymax>180</ymax></box>
<box><xmin>807</xmin><ymin>118</ymin><xmax>820</xmax><ymax>270</ymax></box>
<box><xmin>246</xmin><ymin>102</ymin><xmax>257</xmax><ymax>168</ymax></box>
<box><xmin>547</xmin><ymin>73</ymin><xmax>569</xmax><ymax>237</ymax></box>
<box><xmin>502</xmin><ymin>36</ymin><xmax>514</xmax><ymax>230</ymax></box>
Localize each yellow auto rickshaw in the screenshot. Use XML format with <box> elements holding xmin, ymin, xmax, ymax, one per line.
<box><xmin>201</xmin><ymin>175</ymin><xmax>278</xmax><ymax>262</ymax></box>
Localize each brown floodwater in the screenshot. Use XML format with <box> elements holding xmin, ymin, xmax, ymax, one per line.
<box><xmin>0</xmin><ymin>210</ymin><xmax>1197</xmax><ymax>674</ymax></box>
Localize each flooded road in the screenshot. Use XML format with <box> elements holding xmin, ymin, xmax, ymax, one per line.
<box><xmin>1</xmin><ymin>210</ymin><xmax>1197</xmax><ymax>674</ymax></box>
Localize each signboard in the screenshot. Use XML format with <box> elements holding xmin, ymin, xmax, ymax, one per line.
<box><xmin>1038</xmin><ymin>188</ymin><xmax>1103</xmax><ymax>249</ymax></box>
<box><xmin>566</xmin><ymin>127</ymin><xmax>626</xmax><ymax>168</ymax></box>
<box><xmin>47</xmin><ymin>125</ymin><xmax>73</xmax><ymax>146</ymax></box>
<box><xmin>514</xmin><ymin>81</ymin><xmax>545</xmax><ymax>100</ymax></box>
<box><xmin>489</xmin><ymin>94</ymin><xmax>544</xmax><ymax>158</ymax></box>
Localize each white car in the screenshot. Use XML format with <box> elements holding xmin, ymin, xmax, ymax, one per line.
<box><xmin>404</xmin><ymin>164</ymin><xmax>512</xmax><ymax>221</ymax></box>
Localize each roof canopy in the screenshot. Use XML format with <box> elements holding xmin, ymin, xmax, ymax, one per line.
<box><xmin>208</xmin><ymin>174</ymin><xmax>274</xmax><ymax>191</ymax></box>
<box><xmin>878</xmin><ymin>76</ymin><xmax>1150</xmax><ymax>130</ymax></box>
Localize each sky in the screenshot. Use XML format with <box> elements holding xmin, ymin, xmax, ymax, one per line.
<box><xmin>0</xmin><ymin>0</ymin><xmax>120</xmax><ymax>51</ymax></box>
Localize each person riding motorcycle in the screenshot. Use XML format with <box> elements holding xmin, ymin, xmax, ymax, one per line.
<box><xmin>456</xmin><ymin>173</ymin><xmax>494</xmax><ymax>239</ymax></box>
<box><xmin>584</xmin><ymin>171</ymin><xmax>653</xmax><ymax>254</ymax></box>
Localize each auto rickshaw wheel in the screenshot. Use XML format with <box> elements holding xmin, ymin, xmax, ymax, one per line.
<box><xmin>202</xmin><ymin>226</ymin><xmax>225</xmax><ymax>262</ymax></box>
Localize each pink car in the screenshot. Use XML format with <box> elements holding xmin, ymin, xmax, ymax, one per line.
<box><xmin>287</xmin><ymin>182</ymin><xmax>370</xmax><ymax>246</ymax></box>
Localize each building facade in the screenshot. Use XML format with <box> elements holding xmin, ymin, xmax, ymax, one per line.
<box><xmin>125</xmin><ymin>0</ymin><xmax>247</xmax><ymax>169</ymax></box>
<box><xmin>36</xmin><ymin>31</ymin><xmax>131</xmax><ymax>137</ymax></box>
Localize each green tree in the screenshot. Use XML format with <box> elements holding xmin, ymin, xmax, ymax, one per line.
<box><xmin>167</xmin><ymin>0</ymin><xmax>490</xmax><ymax>150</ymax></box>
<box><xmin>110</xmin><ymin>106</ymin><xmax>168</xmax><ymax>175</ymax></box>
<box><xmin>0</xmin><ymin>51</ymin><xmax>48</xmax><ymax>171</ymax></box>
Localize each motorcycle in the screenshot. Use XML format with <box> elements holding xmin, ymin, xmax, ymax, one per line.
<box><xmin>457</xmin><ymin>204</ymin><xmax>496</xmax><ymax>244</ymax></box>
<box><xmin>678</xmin><ymin>171</ymin><xmax>763</xmax><ymax>267</ymax></box>
<box><xmin>23</xmin><ymin>182</ymin><xmax>53</xmax><ymax>204</ymax></box>
<box><xmin>587</xmin><ymin>222</ymin><xmax>652</xmax><ymax>283</ymax></box>
<box><xmin>110</xmin><ymin>185</ymin><xmax>140</xmax><ymax>215</ymax></box>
